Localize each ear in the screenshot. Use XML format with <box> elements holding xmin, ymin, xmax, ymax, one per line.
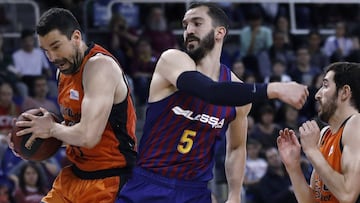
<box><xmin>340</xmin><ymin>85</ymin><xmax>352</xmax><ymax>101</ymax></box>
<box><xmin>71</xmin><ymin>30</ymin><xmax>82</xmax><ymax>45</ymax></box>
<box><xmin>215</xmin><ymin>26</ymin><xmax>226</xmax><ymax>40</ymax></box>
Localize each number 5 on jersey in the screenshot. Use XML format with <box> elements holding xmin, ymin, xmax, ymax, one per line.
<box><xmin>177</xmin><ymin>130</ymin><xmax>197</xmax><ymax>154</ymax></box>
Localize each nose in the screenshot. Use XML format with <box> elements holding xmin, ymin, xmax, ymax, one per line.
<box><xmin>315</xmin><ymin>88</ymin><xmax>321</xmax><ymax>100</ymax></box>
<box><xmin>185</xmin><ymin>24</ymin><xmax>195</xmax><ymax>34</ymax></box>
<box><xmin>45</xmin><ymin>50</ymin><xmax>55</xmax><ymax>62</ymax></box>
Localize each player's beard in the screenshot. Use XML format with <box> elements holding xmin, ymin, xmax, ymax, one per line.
<box><xmin>59</xmin><ymin>45</ymin><xmax>83</xmax><ymax>75</ymax></box>
<box><xmin>185</xmin><ymin>29</ymin><xmax>215</xmax><ymax>63</ymax></box>
<box><xmin>318</xmin><ymin>93</ymin><xmax>337</xmax><ymax>123</ymax></box>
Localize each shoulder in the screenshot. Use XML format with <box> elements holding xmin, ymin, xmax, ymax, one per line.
<box><xmin>88</xmin><ymin>52</ymin><xmax>115</xmax><ymax>63</ymax></box>
<box><xmin>12</xmin><ymin>50</ymin><xmax>22</xmax><ymax>57</ymax></box>
<box><xmin>33</xmin><ymin>48</ymin><xmax>44</xmax><ymax>54</ymax></box>
<box><xmin>84</xmin><ymin>53</ymin><xmax>123</xmax><ymax>80</ymax></box>
<box><xmin>344</xmin><ymin>114</ymin><xmax>360</xmax><ymax>128</ymax></box>
<box><xmin>157</xmin><ymin>49</ymin><xmax>195</xmax><ymax>67</ymax></box>
<box><xmin>160</xmin><ymin>49</ymin><xmax>188</xmax><ymax>59</ymax></box>
<box><xmin>86</xmin><ymin>53</ymin><xmax>120</xmax><ymax>71</ymax></box>
<box><xmin>325</xmin><ymin>36</ymin><xmax>336</xmax><ymax>42</ymax></box>
<box><xmin>342</xmin><ymin>114</ymin><xmax>360</xmax><ymax>143</ymax></box>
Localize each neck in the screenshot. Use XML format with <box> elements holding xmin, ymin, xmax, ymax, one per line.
<box><xmin>195</xmin><ymin>45</ymin><xmax>222</xmax><ymax>80</ymax></box>
<box><xmin>79</xmin><ymin>41</ymin><xmax>88</xmax><ymax>54</ymax></box>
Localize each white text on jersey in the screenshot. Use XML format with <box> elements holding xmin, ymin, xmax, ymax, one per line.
<box><xmin>172</xmin><ymin>106</ymin><xmax>225</xmax><ymax>129</ymax></box>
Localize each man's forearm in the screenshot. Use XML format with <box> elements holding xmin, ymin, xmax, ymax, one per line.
<box><xmin>225</xmin><ymin>147</ymin><xmax>245</xmax><ymax>202</ymax></box>
<box><xmin>286</xmin><ymin>165</ymin><xmax>316</xmax><ymax>203</ymax></box>
<box><xmin>305</xmin><ymin>149</ymin><xmax>349</xmax><ymax>200</ymax></box>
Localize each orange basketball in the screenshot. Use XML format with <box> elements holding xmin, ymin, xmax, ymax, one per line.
<box><xmin>11</xmin><ymin>109</ymin><xmax>62</xmax><ymax>161</ymax></box>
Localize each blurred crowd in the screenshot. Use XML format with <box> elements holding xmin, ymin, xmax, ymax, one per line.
<box><xmin>1</xmin><ymin>1</ymin><xmax>360</xmax><ymax>203</ymax></box>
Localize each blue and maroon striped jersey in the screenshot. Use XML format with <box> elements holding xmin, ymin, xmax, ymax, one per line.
<box><xmin>137</xmin><ymin>64</ymin><xmax>236</xmax><ymax>181</ymax></box>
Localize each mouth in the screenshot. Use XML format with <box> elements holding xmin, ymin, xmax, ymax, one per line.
<box><xmin>54</xmin><ymin>61</ymin><xmax>67</xmax><ymax>70</ymax></box>
<box><xmin>186</xmin><ymin>36</ymin><xmax>199</xmax><ymax>45</ymax></box>
<box><xmin>186</xmin><ymin>39</ymin><xmax>199</xmax><ymax>50</ymax></box>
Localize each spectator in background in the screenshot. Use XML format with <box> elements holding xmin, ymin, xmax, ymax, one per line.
<box><xmin>256</xmin><ymin>147</ymin><xmax>297</xmax><ymax>203</ymax></box>
<box><xmin>108</xmin><ymin>13</ymin><xmax>139</xmax><ymax>70</ymax></box>
<box><xmin>0</xmin><ymin>148</ymin><xmax>22</xmax><ymax>194</ymax></box>
<box><xmin>322</xmin><ymin>21</ymin><xmax>353</xmax><ymax>62</ymax></box>
<box><xmin>129</xmin><ymin>37</ymin><xmax>158</xmax><ymax>110</ymax></box>
<box><xmin>307</xmin><ymin>29</ymin><xmax>329</xmax><ymax>70</ymax></box>
<box><xmin>345</xmin><ymin>34</ymin><xmax>360</xmax><ymax>63</ymax></box>
<box><xmin>264</xmin><ymin>60</ymin><xmax>292</xmax><ymax>84</ymax></box>
<box><xmin>277</xmin><ymin>104</ymin><xmax>302</xmax><ymax>136</ymax></box>
<box><xmin>231</xmin><ymin>60</ymin><xmax>246</xmax><ymax>81</ymax></box>
<box><xmin>250</xmin><ymin>104</ymin><xmax>282</xmax><ymax>151</ymax></box>
<box><xmin>0</xmin><ymin>81</ymin><xmax>20</xmax><ymax>184</ymax></box>
<box><xmin>0</xmin><ymin>33</ymin><xmax>18</xmax><ymax>99</ymax></box>
<box><xmin>0</xmin><ymin>81</ymin><xmax>20</xmax><ymax>136</ymax></box>
<box><xmin>260</xmin><ymin>3</ymin><xmax>280</xmax><ymax>24</ymax></box>
<box><xmin>243</xmin><ymin>138</ymin><xmax>267</xmax><ymax>203</ymax></box>
<box><xmin>7</xmin><ymin>158</ymin><xmax>60</xmax><ymax>191</ymax></box>
<box><xmin>267</xmin><ymin>30</ymin><xmax>295</xmax><ymax>70</ymax></box>
<box><xmin>11</xmin><ymin>29</ymin><xmax>52</xmax><ymax>98</ymax></box>
<box><xmin>13</xmin><ymin>162</ymin><xmax>48</xmax><ymax>203</ymax></box>
<box><xmin>240</xmin><ymin>8</ymin><xmax>272</xmax><ymax>80</ymax></box>
<box><xmin>0</xmin><ymin>183</ymin><xmax>13</xmax><ymax>203</ymax></box>
<box><xmin>273</xmin><ymin>15</ymin><xmax>298</xmax><ymax>49</ymax></box>
<box><xmin>21</xmin><ymin>75</ymin><xmax>60</xmax><ymax>116</ymax></box>
<box><xmin>289</xmin><ymin>45</ymin><xmax>322</xmax><ymax>87</ymax></box>
<box><xmin>141</xmin><ymin>7</ymin><xmax>179</xmax><ymax>56</ymax></box>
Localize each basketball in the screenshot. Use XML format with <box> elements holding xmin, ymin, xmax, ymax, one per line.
<box><xmin>11</xmin><ymin>108</ymin><xmax>63</xmax><ymax>161</ymax></box>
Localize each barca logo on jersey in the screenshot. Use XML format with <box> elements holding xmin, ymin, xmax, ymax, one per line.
<box><xmin>172</xmin><ymin>106</ymin><xmax>225</xmax><ymax>129</ymax></box>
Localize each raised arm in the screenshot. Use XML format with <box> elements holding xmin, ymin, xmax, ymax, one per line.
<box><xmin>277</xmin><ymin>128</ymin><xmax>316</xmax><ymax>203</ymax></box>
<box><xmin>302</xmin><ymin>118</ymin><xmax>360</xmax><ymax>203</ymax></box>
<box><xmin>151</xmin><ymin>49</ymin><xmax>308</xmax><ymax>109</ymax></box>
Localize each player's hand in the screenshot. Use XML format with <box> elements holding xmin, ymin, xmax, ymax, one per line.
<box><xmin>277</xmin><ymin>128</ymin><xmax>302</xmax><ymax>170</ymax></box>
<box><xmin>299</xmin><ymin>120</ymin><xmax>320</xmax><ymax>155</ymax></box>
<box><xmin>15</xmin><ymin>107</ymin><xmax>55</xmax><ymax>149</ymax></box>
<box><xmin>268</xmin><ymin>82</ymin><xmax>309</xmax><ymax>110</ymax></box>
<box><xmin>6</xmin><ymin>126</ymin><xmax>21</xmax><ymax>158</ymax></box>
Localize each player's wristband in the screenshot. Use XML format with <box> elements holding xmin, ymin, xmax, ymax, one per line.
<box><xmin>176</xmin><ymin>71</ymin><xmax>268</xmax><ymax>106</ymax></box>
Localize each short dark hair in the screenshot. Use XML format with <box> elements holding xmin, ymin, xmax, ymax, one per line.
<box><xmin>20</xmin><ymin>29</ymin><xmax>34</xmax><ymax>40</ymax></box>
<box><xmin>36</xmin><ymin>8</ymin><xmax>81</xmax><ymax>39</ymax></box>
<box><xmin>188</xmin><ymin>2</ymin><xmax>230</xmax><ymax>32</ymax></box>
<box><xmin>325</xmin><ymin>62</ymin><xmax>360</xmax><ymax>111</ymax></box>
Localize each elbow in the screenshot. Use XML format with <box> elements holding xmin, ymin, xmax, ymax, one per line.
<box><xmin>82</xmin><ymin>139</ymin><xmax>99</xmax><ymax>149</ymax></box>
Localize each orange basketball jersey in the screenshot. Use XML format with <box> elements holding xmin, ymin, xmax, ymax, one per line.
<box><xmin>313</xmin><ymin>120</ymin><xmax>347</xmax><ymax>203</ymax></box>
<box><xmin>57</xmin><ymin>43</ymin><xmax>137</xmax><ymax>177</ymax></box>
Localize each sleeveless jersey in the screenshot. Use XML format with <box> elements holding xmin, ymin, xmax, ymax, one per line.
<box><xmin>137</xmin><ymin>65</ymin><xmax>236</xmax><ymax>181</ymax></box>
<box><xmin>314</xmin><ymin>117</ymin><xmax>360</xmax><ymax>203</ymax></box>
<box><xmin>57</xmin><ymin>43</ymin><xmax>137</xmax><ymax>173</ymax></box>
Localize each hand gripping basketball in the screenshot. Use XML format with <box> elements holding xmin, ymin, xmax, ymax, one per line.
<box><xmin>10</xmin><ymin>108</ymin><xmax>62</xmax><ymax>161</ymax></box>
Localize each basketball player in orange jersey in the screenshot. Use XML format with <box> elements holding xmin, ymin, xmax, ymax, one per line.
<box><xmin>9</xmin><ymin>8</ymin><xmax>137</xmax><ymax>202</ymax></box>
<box><xmin>277</xmin><ymin>62</ymin><xmax>360</xmax><ymax>203</ymax></box>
